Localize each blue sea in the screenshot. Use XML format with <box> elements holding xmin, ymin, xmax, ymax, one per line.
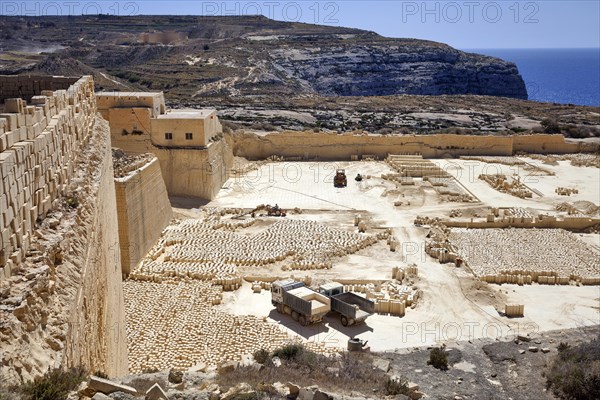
<box><xmin>465</xmin><ymin>48</ymin><xmax>600</xmax><ymax>107</ymax></box>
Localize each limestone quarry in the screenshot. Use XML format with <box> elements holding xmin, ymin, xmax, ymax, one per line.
<box><xmin>0</xmin><ymin>74</ymin><xmax>599</xmax><ymax>399</ymax></box>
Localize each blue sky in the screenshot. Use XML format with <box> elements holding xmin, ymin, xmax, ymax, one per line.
<box><xmin>3</xmin><ymin>1</ymin><xmax>599</xmax><ymax>49</ymax></box>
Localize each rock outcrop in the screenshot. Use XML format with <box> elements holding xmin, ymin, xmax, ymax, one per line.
<box><xmin>269</xmin><ymin>41</ymin><xmax>527</xmax><ymax>98</ymax></box>
<box><xmin>0</xmin><ymin>15</ymin><xmax>527</xmax><ymax>100</ymax></box>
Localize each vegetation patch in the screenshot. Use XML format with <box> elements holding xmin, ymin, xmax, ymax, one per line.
<box><xmin>20</xmin><ymin>367</ymin><xmax>87</xmax><ymax>400</ymax></box>
<box><xmin>428</xmin><ymin>345</ymin><xmax>449</xmax><ymax>371</ymax></box>
<box><xmin>219</xmin><ymin>345</ymin><xmax>409</xmax><ymax>396</ymax></box>
<box><xmin>544</xmin><ymin>340</ymin><xmax>600</xmax><ymax>400</ymax></box>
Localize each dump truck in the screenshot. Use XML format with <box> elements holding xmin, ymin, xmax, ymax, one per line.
<box><xmin>334</xmin><ymin>169</ymin><xmax>347</xmax><ymax>187</ymax></box>
<box><xmin>271</xmin><ymin>280</ymin><xmax>331</xmax><ymax>326</ymax></box>
<box><xmin>319</xmin><ymin>282</ymin><xmax>375</xmax><ymax>326</ymax></box>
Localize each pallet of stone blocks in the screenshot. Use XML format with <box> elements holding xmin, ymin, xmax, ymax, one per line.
<box><xmin>478</xmin><ymin>174</ymin><xmax>533</xmax><ymax>198</ymax></box>
<box><xmin>386</xmin><ymin>154</ymin><xmax>450</xmax><ymax>178</ymax></box>
<box><xmin>348</xmin><ymin>281</ymin><xmax>418</xmax><ymax>317</ymax></box>
<box><xmin>505</xmin><ymin>304</ymin><xmax>524</xmax><ymax>318</ymax></box>
<box><xmin>130</xmin><ymin>217</ymin><xmax>386</xmax><ymax>287</ymax></box>
<box><xmin>449</xmin><ymin>228</ymin><xmax>600</xmax><ymax>285</ymax></box>
<box><xmin>123</xmin><ymin>280</ymin><xmax>332</xmax><ymax>372</ymax></box>
<box><xmin>0</xmin><ymin>76</ymin><xmax>96</xmax><ymax>279</ymax></box>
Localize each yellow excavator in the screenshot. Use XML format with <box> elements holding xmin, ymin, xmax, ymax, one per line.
<box><xmin>239</xmin><ymin>204</ymin><xmax>286</xmax><ymax>218</ymax></box>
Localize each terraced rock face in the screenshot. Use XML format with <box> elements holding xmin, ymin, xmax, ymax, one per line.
<box><xmin>268</xmin><ymin>42</ymin><xmax>527</xmax><ymax>98</ymax></box>
<box><xmin>0</xmin><ymin>15</ymin><xmax>527</xmax><ymax>99</ymax></box>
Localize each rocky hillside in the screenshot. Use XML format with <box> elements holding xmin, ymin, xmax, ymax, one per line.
<box><xmin>0</xmin><ymin>15</ymin><xmax>527</xmax><ymax>99</ymax></box>
<box><xmin>268</xmin><ymin>43</ymin><xmax>525</xmax><ymax>98</ymax></box>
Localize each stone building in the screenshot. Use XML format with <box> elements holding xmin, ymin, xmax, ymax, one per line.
<box><xmin>97</xmin><ymin>92</ymin><xmax>222</xmax><ymax>147</ymax></box>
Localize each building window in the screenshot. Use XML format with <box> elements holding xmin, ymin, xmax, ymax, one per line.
<box><xmin>165</xmin><ymin>132</ymin><xmax>173</xmax><ymax>140</ymax></box>
<box><xmin>185</xmin><ymin>133</ymin><xmax>193</xmax><ymax>140</ymax></box>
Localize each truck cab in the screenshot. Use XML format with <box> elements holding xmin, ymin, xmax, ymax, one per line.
<box><xmin>271</xmin><ymin>279</ymin><xmax>303</xmax><ymax>305</ymax></box>
<box><xmin>319</xmin><ymin>282</ymin><xmax>344</xmax><ymax>297</ymax></box>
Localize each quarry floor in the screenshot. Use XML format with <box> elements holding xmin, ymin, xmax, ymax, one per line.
<box><xmin>166</xmin><ymin>159</ymin><xmax>600</xmax><ymax>351</ymax></box>
<box><xmin>138</xmin><ymin>158</ymin><xmax>600</xmax><ymax>370</ymax></box>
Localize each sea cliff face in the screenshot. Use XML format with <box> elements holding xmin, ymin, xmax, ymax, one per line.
<box><xmin>0</xmin><ymin>15</ymin><xmax>527</xmax><ymax>99</ymax></box>
<box><xmin>268</xmin><ymin>43</ymin><xmax>527</xmax><ymax>98</ymax></box>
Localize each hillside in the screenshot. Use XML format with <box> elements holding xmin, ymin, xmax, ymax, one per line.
<box><xmin>2</xmin><ymin>15</ymin><xmax>599</xmax><ymax>135</ymax></box>
<box><xmin>1</xmin><ymin>15</ymin><xmax>527</xmax><ymax>99</ymax></box>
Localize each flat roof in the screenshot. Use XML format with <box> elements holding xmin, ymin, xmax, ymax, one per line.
<box><xmin>156</xmin><ymin>109</ymin><xmax>215</xmax><ymax>119</ymax></box>
<box><xmin>97</xmin><ymin>92</ymin><xmax>163</xmax><ymax>97</ymax></box>
<box><xmin>320</xmin><ymin>282</ymin><xmax>342</xmax><ymax>291</ymax></box>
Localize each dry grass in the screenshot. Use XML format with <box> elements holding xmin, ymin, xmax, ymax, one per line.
<box><xmin>218</xmin><ymin>345</ymin><xmax>408</xmax><ymax>396</ymax></box>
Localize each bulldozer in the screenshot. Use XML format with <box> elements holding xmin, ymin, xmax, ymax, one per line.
<box><xmin>334</xmin><ymin>169</ymin><xmax>347</xmax><ymax>187</ymax></box>
<box><xmin>265</xmin><ymin>204</ymin><xmax>286</xmax><ymax>217</ymax></box>
<box><xmin>246</xmin><ymin>204</ymin><xmax>286</xmax><ymax>217</ymax></box>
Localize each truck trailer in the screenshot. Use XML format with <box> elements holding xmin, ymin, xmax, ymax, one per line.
<box><xmin>271</xmin><ymin>280</ymin><xmax>331</xmax><ymax>326</ymax></box>
<box><xmin>319</xmin><ymin>282</ymin><xmax>375</xmax><ymax>326</ymax></box>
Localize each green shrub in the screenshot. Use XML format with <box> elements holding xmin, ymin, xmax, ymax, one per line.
<box><xmin>557</xmin><ymin>342</ymin><xmax>571</xmax><ymax>353</ymax></box>
<box><xmin>21</xmin><ymin>367</ymin><xmax>87</xmax><ymax>400</ymax></box>
<box><xmin>66</xmin><ymin>196</ymin><xmax>79</xmax><ymax>209</ymax></box>
<box><xmin>92</xmin><ymin>370</ymin><xmax>108</xmax><ymax>379</ymax></box>
<box><xmin>218</xmin><ymin>350</ymin><xmax>411</xmax><ymax>397</ymax></box>
<box><xmin>545</xmin><ymin>339</ymin><xmax>600</xmax><ymax>400</ymax></box>
<box><xmin>385</xmin><ymin>376</ymin><xmax>409</xmax><ymax>395</ymax></box>
<box><xmin>252</xmin><ymin>349</ymin><xmax>270</xmax><ymax>365</ymax></box>
<box><xmin>272</xmin><ymin>343</ymin><xmax>304</xmax><ymax>361</ymax></box>
<box><xmin>428</xmin><ymin>346</ymin><xmax>449</xmax><ymax>371</ymax></box>
<box><xmin>541</xmin><ymin>118</ymin><xmax>561</xmax><ymax>134</ymax></box>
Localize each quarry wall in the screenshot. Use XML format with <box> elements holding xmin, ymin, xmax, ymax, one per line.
<box><xmin>64</xmin><ymin>117</ymin><xmax>128</xmax><ymax>378</ymax></box>
<box><xmin>157</xmin><ymin>140</ymin><xmax>232</xmax><ymax>200</ymax></box>
<box><xmin>0</xmin><ymin>76</ymin><xmax>127</xmax><ymax>382</ymax></box>
<box><xmin>228</xmin><ymin>131</ymin><xmax>593</xmax><ymax>160</ymax></box>
<box><xmin>115</xmin><ymin>157</ymin><xmax>172</xmax><ymax>275</ymax></box>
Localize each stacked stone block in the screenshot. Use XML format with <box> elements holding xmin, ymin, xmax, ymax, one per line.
<box><xmin>0</xmin><ymin>75</ymin><xmax>79</xmax><ymax>102</ymax></box>
<box><xmin>448</xmin><ymin>228</ymin><xmax>600</xmax><ymax>285</ymax></box>
<box><xmin>0</xmin><ymin>75</ymin><xmax>96</xmax><ymax>280</ymax></box>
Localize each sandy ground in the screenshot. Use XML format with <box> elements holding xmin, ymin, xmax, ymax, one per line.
<box><xmin>435</xmin><ymin>158</ymin><xmax>600</xmax><ymax>211</ymax></box>
<box><xmin>198</xmin><ymin>160</ymin><xmax>600</xmax><ymax>351</ymax></box>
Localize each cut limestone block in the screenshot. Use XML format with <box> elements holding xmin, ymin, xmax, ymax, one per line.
<box><xmin>145</xmin><ymin>383</ymin><xmax>169</xmax><ymax>400</ymax></box>
<box><xmin>87</xmin><ymin>376</ymin><xmax>137</xmax><ymax>396</ymax></box>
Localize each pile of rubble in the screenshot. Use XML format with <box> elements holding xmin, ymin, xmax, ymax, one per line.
<box><xmin>478</xmin><ymin>174</ymin><xmax>533</xmax><ymax>198</ymax></box>
<box><xmin>555</xmin><ymin>187</ymin><xmax>579</xmax><ymax>196</ymax></box>
<box><xmin>112</xmin><ymin>149</ymin><xmax>154</xmax><ymax>178</ymax></box>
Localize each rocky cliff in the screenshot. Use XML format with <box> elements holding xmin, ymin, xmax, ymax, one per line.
<box><xmin>0</xmin><ymin>15</ymin><xmax>527</xmax><ymax>100</ymax></box>
<box><xmin>268</xmin><ymin>41</ymin><xmax>526</xmax><ymax>98</ymax></box>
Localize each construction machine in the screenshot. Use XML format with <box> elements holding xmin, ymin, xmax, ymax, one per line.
<box><xmin>334</xmin><ymin>169</ymin><xmax>347</xmax><ymax>187</ymax></box>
